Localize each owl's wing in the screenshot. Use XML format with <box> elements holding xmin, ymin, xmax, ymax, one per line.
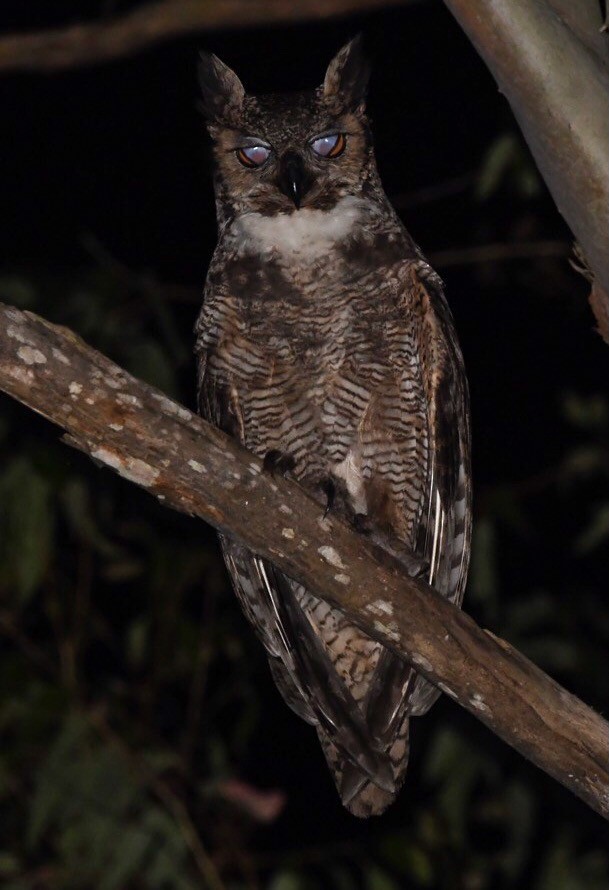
<box><xmin>415</xmin><ymin>259</ymin><xmax>472</xmax><ymax>607</ymax></box>
<box><xmin>363</xmin><ymin>259</ymin><xmax>471</xmax><ymax>735</ymax></box>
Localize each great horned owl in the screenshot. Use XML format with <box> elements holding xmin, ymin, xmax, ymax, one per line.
<box><xmin>195</xmin><ymin>37</ymin><xmax>471</xmax><ymax>817</ymax></box>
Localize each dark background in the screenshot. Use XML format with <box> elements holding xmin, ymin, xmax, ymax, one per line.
<box><xmin>0</xmin><ymin>3</ymin><xmax>608</xmax><ymax>889</ymax></box>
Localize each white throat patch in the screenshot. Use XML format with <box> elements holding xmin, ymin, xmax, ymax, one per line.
<box><xmin>235</xmin><ymin>196</ymin><xmax>366</xmax><ymax>259</ymax></box>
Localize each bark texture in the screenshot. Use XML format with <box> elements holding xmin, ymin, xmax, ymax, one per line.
<box><xmin>0</xmin><ymin>300</ymin><xmax>607</xmax><ymax>820</ymax></box>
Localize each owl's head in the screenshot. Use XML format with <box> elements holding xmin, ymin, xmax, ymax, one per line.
<box><xmin>198</xmin><ymin>37</ymin><xmax>375</xmax><ymax>219</ymax></box>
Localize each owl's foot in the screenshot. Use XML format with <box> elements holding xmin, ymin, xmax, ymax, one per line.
<box><xmin>371</xmin><ymin>532</ymin><xmax>427</xmax><ymax>579</ymax></box>
<box><xmin>353</xmin><ymin>513</ymin><xmax>372</xmax><ymax>535</ymax></box>
<box><xmin>354</xmin><ymin>519</ymin><xmax>428</xmax><ymax>580</ymax></box>
<box><xmin>320</xmin><ymin>478</ymin><xmax>336</xmax><ymax>518</ymax></box>
<box><xmin>262</xmin><ymin>449</ymin><xmax>296</xmax><ymax>477</ymax></box>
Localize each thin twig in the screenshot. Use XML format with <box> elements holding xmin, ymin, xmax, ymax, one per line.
<box><xmin>182</xmin><ymin>586</ymin><xmax>218</xmax><ymax>773</ymax></box>
<box><xmin>0</xmin><ymin>610</ymin><xmax>57</xmax><ymax>676</ymax></box>
<box><xmin>391</xmin><ymin>171</ymin><xmax>476</xmax><ymax>209</ymax></box>
<box><xmin>0</xmin><ymin>0</ymin><xmax>412</xmax><ymax>73</ymax></box>
<box><xmin>429</xmin><ymin>240</ymin><xmax>571</xmax><ymax>268</ymax></box>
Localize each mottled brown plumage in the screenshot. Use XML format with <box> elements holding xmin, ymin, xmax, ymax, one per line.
<box><xmin>195</xmin><ymin>37</ymin><xmax>471</xmax><ymax>816</ymax></box>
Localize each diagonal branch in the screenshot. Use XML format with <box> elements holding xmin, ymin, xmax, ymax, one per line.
<box><xmin>0</xmin><ymin>0</ymin><xmax>407</xmax><ymax>73</ymax></box>
<box><xmin>0</xmin><ymin>299</ymin><xmax>607</xmax><ymax>819</ymax></box>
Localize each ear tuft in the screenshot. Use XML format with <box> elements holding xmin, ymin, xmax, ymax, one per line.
<box><xmin>198</xmin><ymin>52</ymin><xmax>245</xmax><ymax>124</ymax></box>
<box><xmin>323</xmin><ymin>34</ymin><xmax>370</xmax><ymax>110</ymax></box>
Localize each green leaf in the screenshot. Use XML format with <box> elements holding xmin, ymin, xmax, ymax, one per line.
<box><xmin>0</xmin><ymin>457</ymin><xmax>54</xmax><ymax>603</ymax></box>
<box><xmin>0</xmin><ymin>276</ymin><xmax>37</xmax><ymax>307</ymax></box>
<box><xmin>99</xmin><ymin>825</ymin><xmax>152</xmax><ymax>890</ymax></box>
<box><xmin>0</xmin><ymin>852</ymin><xmax>20</xmax><ymax>877</ymax></box>
<box><xmin>468</xmin><ymin>517</ymin><xmax>498</xmax><ymax>608</ymax></box>
<box><xmin>267</xmin><ymin>870</ymin><xmax>309</xmax><ymax>890</ymax></box>
<box><xmin>378</xmin><ymin>834</ymin><xmax>433</xmax><ymax>886</ymax></box>
<box><xmin>476</xmin><ymin>132</ymin><xmax>541</xmax><ymax>200</ymax></box>
<box><xmin>28</xmin><ymin>713</ymin><xmax>88</xmax><ymax>845</ymax></box>
<box><xmin>573</xmin><ymin>503</ymin><xmax>609</xmax><ymax>553</ymax></box>
<box><xmin>60</xmin><ymin>477</ymin><xmax>124</xmax><ymax>558</ymax></box>
<box><xmin>125</xmin><ymin>340</ymin><xmax>178</xmax><ymax>396</ymax></box>
<box><xmin>562</xmin><ymin>393</ymin><xmax>609</xmax><ymax>431</ymax></box>
<box><xmin>365</xmin><ymin>866</ymin><xmax>401</xmax><ymax>890</ymax></box>
<box><xmin>328</xmin><ymin>865</ymin><xmax>357</xmax><ymax>890</ymax></box>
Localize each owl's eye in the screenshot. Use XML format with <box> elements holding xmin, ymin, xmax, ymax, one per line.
<box><xmin>310</xmin><ymin>133</ymin><xmax>346</xmax><ymax>159</ymax></box>
<box><xmin>236</xmin><ymin>145</ymin><xmax>271</xmax><ymax>168</ymax></box>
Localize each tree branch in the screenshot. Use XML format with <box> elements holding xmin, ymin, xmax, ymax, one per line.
<box><xmin>0</xmin><ymin>0</ymin><xmax>407</xmax><ymax>73</ymax></box>
<box><xmin>443</xmin><ymin>0</ymin><xmax>609</xmax><ymax>342</ymax></box>
<box><xmin>0</xmin><ymin>300</ymin><xmax>607</xmax><ymax>820</ymax></box>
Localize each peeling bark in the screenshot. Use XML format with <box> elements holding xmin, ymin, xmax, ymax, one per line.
<box><xmin>0</xmin><ymin>301</ymin><xmax>607</xmax><ymax>819</ymax></box>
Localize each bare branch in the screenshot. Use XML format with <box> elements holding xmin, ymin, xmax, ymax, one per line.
<box><xmin>0</xmin><ymin>0</ymin><xmax>408</xmax><ymax>73</ymax></box>
<box><xmin>429</xmin><ymin>240</ymin><xmax>571</xmax><ymax>267</ymax></box>
<box><xmin>443</xmin><ymin>0</ymin><xmax>609</xmax><ymax>341</ymax></box>
<box><xmin>0</xmin><ymin>300</ymin><xmax>607</xmax><ymax>819</ymax></box>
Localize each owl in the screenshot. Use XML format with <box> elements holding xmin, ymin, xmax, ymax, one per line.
<box><xmin>195</xmin><ymin>36</ymin><xmax>471</xmax><ymax>817</ymax></box>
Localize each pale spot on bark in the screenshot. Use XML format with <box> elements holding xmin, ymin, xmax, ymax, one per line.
<box><xmin>367</xmin><ymin>599</ymin><xmax>394</xmax><ymax>617</ymax></box>
<box><xmin>318</xmin><ymin>545</ymin><xmax>345</xmax><ymax>569</ymax></box>
<box><xmin>109</xmin><ymin>423</ymin><xmax>124</xmax><ymax>431</ymax></box>
<box><xmin>9</xmin><ymin>365</ymin><xmax>34</xmax><ymax>385</ymax></box>
<box><xmin>334</xmin><ymin>573</ymin><xmax>351</xmax><ymax>585</ymax></box>
<box><xmin>52</xmin><ymin>347</ymin><xmax>71</xmax><ymax>365</ymax></box>
<box><xmin>188</xmin><ymin>459</ymin><xmax>207</xmax><ymax>474</ymax></box>
<box><xmin>91</xmin><ymin>448</ymin><xmax>159</xmax><ymax>487</ymax></box>
<box><xmin>7</xmin><ymin>324</ymin><xmax>33</xmax><ymax>344</ymax></box>
<box><xmin>279</xmin><ymin>504</ymin><xmax>293</xmax><ymax>515</ymax></box>
<box><xmin>151</xmin><ymin>392</ymin><xmax>192</xmax><ymax>421</ymax></box>
<box><xmin>470</xmin><ymin>693</ymin><xmax>489</xmax><ymax>712</ymax></box>
<box><xmin>373</xmin><ymin>619</ymin><xmax>400</xmax><ymax>643</ymax></box>
<box><xmin>281</xmin><ymin>527</ymin><xmax>295</xmax><ymax>540</ymax></box>
<box><xmin>411</xmin><ymin>653</ymin><xmax>433</xmax><ymax>673</ymax></box>
<box><xmin>17</xmin><ymin>346</ymin><xmax>46</xmax><ymax>365</ymax></box>
<box><xmin>117</xmin><ymin>393</ymin><xmax>143</xmax><ymax>408</ymax></box>
<box><xmin>69</xmin><ymin>382</ymin><xmax>82</xmax><ymax>396</ymax></box>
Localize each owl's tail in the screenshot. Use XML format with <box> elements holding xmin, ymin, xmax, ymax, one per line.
<box><xmin>315</xmin><ymin>644</ymin><xmax>417</xmax><ymax>818</ymax></box>
<box><xmin>317</xmin><ymin>713</ymin><xmax>410</xmax><ymax>818</ymax></box>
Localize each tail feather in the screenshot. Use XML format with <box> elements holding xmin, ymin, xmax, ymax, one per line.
<box><xmin>318</xmin><ymin>715</ymin><xmax>410</xmax><ymax>818</ymax></box>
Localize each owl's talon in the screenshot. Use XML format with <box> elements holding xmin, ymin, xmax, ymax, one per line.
<box><xmin>320</xmin><ymin>478</ymin><xmax>336</xmax><ymax>518</ymax></box>
<box><xmin>263</xmin><ymin>449</ymin><xmax>296</xmax><ymax>477</ymax></box>
<box><xmin>353</xmin><ymin>513</ymin><xmax>371</xmax><ymax>535</ymax></box>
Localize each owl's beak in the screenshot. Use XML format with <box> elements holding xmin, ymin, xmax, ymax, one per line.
<box><xmin>278</xmin><ymin>152</ymin><xmax>309</xmax><ymax>209</ymax></box>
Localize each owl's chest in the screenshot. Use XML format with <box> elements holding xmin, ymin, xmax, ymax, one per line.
<box><xmin>236</xmin><ymin>288</ymin><xmax>397</xmax><ymax>387</ymax></box>
<box><xmin>200</xmin><ymin>207</ymin><xmax>419</xmax><ymax>390</ymax></box>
